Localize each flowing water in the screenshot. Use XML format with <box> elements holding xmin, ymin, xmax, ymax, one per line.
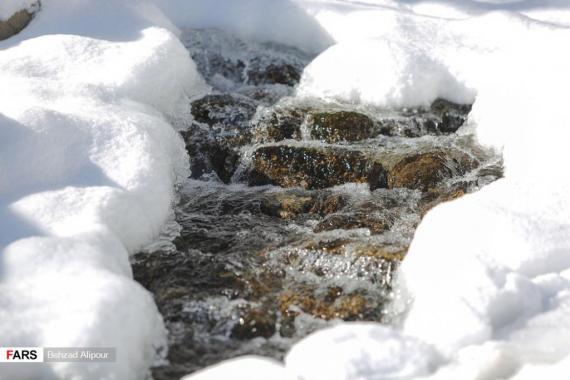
<box><xmin>131</xmin><ymin>28</ymin><xmax>503</xmax><ymax>380</ymax></box>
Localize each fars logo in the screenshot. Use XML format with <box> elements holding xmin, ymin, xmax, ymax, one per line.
<box><xmin>0</xmin><ymin>347</ymin><xmax>43</xmax><ymax>362</ymax></box>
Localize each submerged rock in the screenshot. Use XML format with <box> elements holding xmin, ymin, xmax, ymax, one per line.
<box><xmin>314</xmin><ymin>213</ymin><xmax>392</xmax><ymax>234</ymax></box>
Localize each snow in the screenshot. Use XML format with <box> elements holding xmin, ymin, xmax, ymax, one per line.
<box><xmin>286</xmin><ymin>323</ymin><xmax>440</xmax><ymax>380</ymax></box>
<box><xmin>181</xmin><ymin>356</ymin><xmax>290</xmax><ymax>380</ymax></box>
<box><xmin>0</xmin><ymin>0</ymin><xmax>207</xmax><ymax>379</ymax></box>
<box><xmin>4</xmin><ymin>0</ymin><xmax>570</xmax><ymax>379</ymax></box>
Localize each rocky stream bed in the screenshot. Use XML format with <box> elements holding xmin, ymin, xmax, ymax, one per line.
<box><xmin>131</xmin><ymin>28</ymin><xmax>503</xmax><ymax>380</ymax></box>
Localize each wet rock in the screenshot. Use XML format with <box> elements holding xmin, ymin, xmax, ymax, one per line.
<box><xmin>430</xmin><ymin>98</ymin><xmax>472</xmax><ymax>133</ymax></box>
<box><xmin>0</xmin><ymin>8</ymin><xmax>34</xmax><ymax>41</ymax></box>
<box><xmin>260</xmin><ymin>191</ymin><xmax>315</xmax><ymax>219</ymax></box>
<box><xmin>247</xmin><ymin>63</ymin><xmax>301</xmax><ymax>86</ymax></box>
<box><xmin>352</xmin><ymin>244</ymin><xmax>407</xmax><ymax>261</ymax></box>
<box><xmin>260</xmin><ymin>191</ymin><xmax>347</xmax><ymax>219</ymax></box>
<box><xmin>368</xmin><ymin>162</ymin><xmax>390</xmax><ymax>191</ymax></box>
<box><xmin>419</xmin><ymin>187</ymin><xmax>466</xmax><ymax>217</ymax></box>
<box><xmin>191</xmin><ymin>94</ymin><xmax>257</xmax><ymax>128</ymax></box>
<box><xmin>388</xmin><ymin>150</ymin><xmax>478</xmax><ymax>192</ymax></box>
<box><xmin>230</xmin><ymin>306</ymin><xmax>276</xmax><ymax>340</ymax></box>
<box><xmin>253</xmin><ymin>108</ymin><xmax>305</xmax><ymax>142</ymax></box>
<box><xmin>181</xmin><ymin>127</ymin><xmax>240</xmax><ymax>183</ymax></box>
<box><xmin>314</xmin><ymin>213</ymin><xmax>392</xmax><ymax>234</ymax></box>
<box><xmin>278</xmin><ymin>289</ymin><xmax>368</xmax><ymax>321</ymax></box>
<box><xmin>303</xmin><ymin>238</ymin><xmax>353</xmax><ymax>255</ymax></box>
<box><xmin>248</xmin><ymin>145</ymin><xmax>388</xmax><ymax>190</ymax></box>
<box><xmin>308</xmin><ymin>193</ymin><xmax>347</xmax><ymax>215</ymax></box>
<box><xmin>378</xmin><ymin>99</ymin><xmax>472</xmax><ymax>137</ymax></box>
<box><xmin>309</xmin><ymin>111</ymin><xmax>377</xmax><ymax>143</ymax></box>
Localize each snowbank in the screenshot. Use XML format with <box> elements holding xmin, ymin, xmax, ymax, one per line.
<box><xmin>0</xmin><ymin>0</ymin><xmax>207</xmax><ymax>378</ymax></box>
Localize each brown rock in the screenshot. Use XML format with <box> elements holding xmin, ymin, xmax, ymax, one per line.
<box><xmin>260</xmin><ymin>191</ymin><xmax>315</xmax><ymax>219</ymax></box>
<box><xmin>309</xmin><ymin>111</ymin><xmax>377</xmax><ymax>143</ymax></box>
<box><xmin>0</xmin><ymin>9</ymin><xmax>33</xmax><ymax>41</ymax></box>
<box><xmin>248</xmin><ymin>145</ymin><xmax>388</xmax><ymax>190</ymax></box>
<box><xmin>388</xmin><ymin>150</ymin><xmax>478</xmax><ymax>192</ymax></box>
<box><xmin>253</xmin><ymin>108</ymin><xmax>305</xmax><ymax>142</ymax></box>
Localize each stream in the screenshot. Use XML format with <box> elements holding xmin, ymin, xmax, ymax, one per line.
<box><xmin>131</xmin><ymin>28</ymin><xmax>503</xmax><ymax>380</ymax></box>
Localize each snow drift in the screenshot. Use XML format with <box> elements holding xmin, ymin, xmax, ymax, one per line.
<box><xmin>0</xmin><ymin>0</ymin><xmax>207</xmax><ymax>379</ymax></box>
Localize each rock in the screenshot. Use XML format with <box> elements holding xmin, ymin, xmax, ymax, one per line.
<box><xmin>230</xmin><ymin>306</ymin><xmax>276</xmax><ymax>340</ymax></box>
<box><xmin>260</xmin><ymin>191</ymin><xmax>316</xmax><ymax>219</ymax></box>
<box><xmin>260</xmin><ymin>191</ymin><xmax>347</xmax><ymax>219</ymax></box>
<box><xmin>303</xmin><ymin>238</ymin><xmax>353</xmax><ymax>255</ymax></box>
<box><xmin>248</xmin><ymin>145</ymin><xmax>388</xmax><ymax>190</ymax></box>
<box><xmin>368</xmin><ymin>162</ymin><xmax>389</xmax><ymax>191</ymax></box>
<box><xmin>278</xmin><ymin>289</ymin><xmax>368</xmax><ymax>321</ymax></box>
<box><xmin>352</xmin><ymin>244</ymin><xmax>407</xmax><ymax>261</ymax></box>
<box><xmin>419</xmin><ymin>185</ymin><xmax>467</xmax><ymax>217</ymax></box>
<box><xmin>205</xmin><ymin>55</ymin><xmax>246</xmax><ymax>84</ymax></box>
<box><xmin>247</xmin><ymin>63</ymin><xmax>301</xmax><ymax>86</ymax></box>
<box><xmin>0</xmin><ymin>9</ymin><xmax>33</xmax><ymax>41</ymax></box>
<box><xmin>309</xmin><ymin>111</ymin><xmax>377</xmax><ymax>143</ymax></box>
<box><xmin>191</xmin><ymin>94</ymin><xmax>257</xmax><ymax>128</ymax></box>
<box><xmin>308</xmin><ymin>193</ymin><xmax>347</xmax><ymax>215</ymax></box>
<box><xmin>180</xmin><ymin>127</ymin><xmax>240</xmax><ymax>183</ymax></box>
<box><xmin>253</xmin><ymin>108</ymin><xmax>305</xmax><ymax>142</ymax></box>
<box><xmin>388</xmin><ymin>150</ymin><xmax>478</xmax><ymax>192</ymax></box>
<box><xmin>314</xmin><ymin>213</ymin><xmax>392</xmax><ymax>234</ymax></box>
<box><xmin>377</xmin><ymin>99</ymin><xmax>472</xmax><ymax>137</ymax></box>
<box><xmin>430</xmin><ymin>98</ymin><xmax>472</xmax><ymax>133</ymax></box>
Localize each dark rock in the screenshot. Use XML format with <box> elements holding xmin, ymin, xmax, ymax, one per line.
<box><xmin>230</xmin><ymin>306</ymin><xmax>276</xmax><ymax>340</ymax></box>
<box><xmin>368</xmin><ymin>162</ymin><xmax>389</xmax><ymax>191</ymax></box>
<box><xmin>253</xmin><ymin>108</ymin><xmax>305</xmax><ymax>142</ymax></box>
<box><xmin>180</xmin><ymin>127</ymin><xmax>240</xmax><ymax>183</ymax></box>
<box><xmin>430</xmin><ymin>98</ymin><xmax>472</xmax><ymax>133</ymax></box>
<box><xmin>248</xmin><ymin>145</ymin><xmax>388</xmax><ymax>190</ymax></box>
<box><xmin>388</xmin><ymin>150</ymin><xmax>478</xmax><ymax>192</ymax></box>
<box><xmin>191</xmin><ymin>94</ymin><xmax>257</xmax><ymax>128</ymax></box>
<box><xmin>309</xmin><ymin>111</ymin><xmax>376</xmax><ymax>143</ymax></box>
<box><xmin>247</xmin><ymin>63</ymin><xmax>301</xmax><ymax>86</ymax></box>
